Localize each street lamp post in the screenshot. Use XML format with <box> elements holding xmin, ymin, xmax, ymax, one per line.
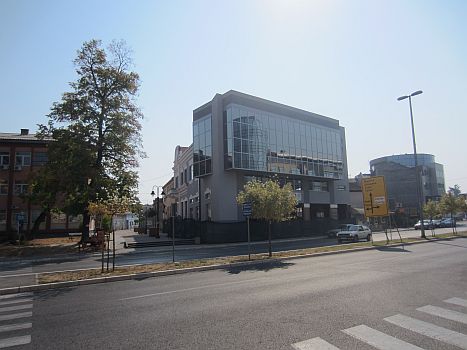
<box><xmin>150</xmin><ymin>185</ymin><xmax>165</xmax><ymax>238</ymax></box>
<box><xmin>397</xmin><ymin>90</ymin><xmax>426</xmax><ymax>238</ymax></box>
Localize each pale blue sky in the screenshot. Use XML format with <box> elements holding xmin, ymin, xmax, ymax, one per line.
<box><xmin>1</xmin><ymin>0</ymin><xmax>466</xmax><ymax>204</ymax></box>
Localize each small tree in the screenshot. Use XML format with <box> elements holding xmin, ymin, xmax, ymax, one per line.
<box><xmin>88</xmin><ymin>191</ymin><xmax>137</xmax><ymax>232</ymax></box>
<box><xmin>236</xmin><ymin>179</ymin><xmax>297</xmax><ymax>257</ymax></box>
<box><xmin>423</xmin><ymin>200</ymin><xmax>439</xmax><ymax>236</ymax></box>
<box><xmin>439</xmin><ymin>193</ymin><xmax>464</xmax><ymax>235</ymax></box>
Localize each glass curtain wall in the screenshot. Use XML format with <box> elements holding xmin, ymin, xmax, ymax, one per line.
<box><xmin>193</xmin><ymin>115</ymin><xmax>212</xmax><ymax>177</ymax></box>
<box><xmin>224</xmin><ymin>104</ymin><xmax>344</xmax><ymax>179</ymax></box>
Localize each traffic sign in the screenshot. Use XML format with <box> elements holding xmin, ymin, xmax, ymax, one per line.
<box><xmin>242</xmin><ymin>202</ymin><xmax>252</xmax><ymax>217</ymax></box>
<box><xmin>361</xmin><ymin>176</ymin><xmax>389</xmax><ymax>218</ymax></box>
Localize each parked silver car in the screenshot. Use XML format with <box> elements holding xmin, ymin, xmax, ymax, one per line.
<box><xmin>326</xmin><ymin>224</ymin><xmax>354</xmax><ymax>238</ymax></box>
<box><xmin>336</xmin><ymin>225</ymin><xmax>372</xmax><ymax>243</ymax></box>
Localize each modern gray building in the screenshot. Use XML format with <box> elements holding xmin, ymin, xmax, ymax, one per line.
<box><xmin>370</xmin><ymin>153</ymin><xmax>445</xmax><ymax>216</ymax></box>
<box><xmin>186</xmin><ymin>90</ymin><xmax>350</xmax><ymax>222</ymax></box>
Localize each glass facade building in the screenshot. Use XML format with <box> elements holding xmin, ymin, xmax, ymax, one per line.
<box><xmin>370</xmin><ymin>153</ymin><xmax>445</xmax><ymax>214</ymax></box>
<box><xmin>191</xmin><ymin>90</ymin><xmax>350</xmax><ymax>222</ymax></box>
<box><xmin>223</xmin><ymin>104</ymin><xmax>344</xmax><ymax>179</ymax></box>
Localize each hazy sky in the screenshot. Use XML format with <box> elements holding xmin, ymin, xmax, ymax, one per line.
<box><xmin>1</xmin><ymin>0</ymin><xmax>466</xmax><ymax>204</ymax></box>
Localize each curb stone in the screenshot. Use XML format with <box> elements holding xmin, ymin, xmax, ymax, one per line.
<box><xmin>0</xmin><ymin>235</ymin><xmax>464</xmax><ymax>295</ymax></box>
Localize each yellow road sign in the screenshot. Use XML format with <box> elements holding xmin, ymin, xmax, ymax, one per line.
<box><xmin>361</xmin><ymin>176</ymin><xmax>389</xmax><ymax>217</ymax></box>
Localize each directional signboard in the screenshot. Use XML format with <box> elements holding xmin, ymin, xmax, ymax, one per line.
<box><xmin>242</xmin><ymin>202</ymin><xmax>252</xmax><ymax>217</ymax></box>
<box><xmin>361</xmin><ymin>176</ymin><xmax>389</xmax><ymax>218</ymax></box>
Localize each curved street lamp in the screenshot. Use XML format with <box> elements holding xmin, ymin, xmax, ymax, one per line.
<box><xmin>397</xmin><ymin>90</ymin><xmax>426</xmax><ymax>238</ymax></box>
<box><xmin>150</xmin><ymin>185</ymin><xmax>165</xmax><ymax>237</ymax></box>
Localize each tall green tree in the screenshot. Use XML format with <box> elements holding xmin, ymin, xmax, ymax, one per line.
<box><xmin>439</xmin><ymin>193</ymin><xmax>464</xmax><ymax>234</ymax></box>
<box><xmin>236</xmin><ymin>179</ymin><xmax>297</xmax><ymax>257</ymax></box>
<box><xmin>423</xmin><ymin>199</ymin><xmax>439</xmax><ymax>236</ymax></box>
<box><xmin>36</xmin><ymin>39</ymin><xmax>144</xmax><ymax>240</ymax></box>
<box><xmin>423</xmin><ymin>200</ymin><xmax>439</xmax><ymax>222</ymax></box>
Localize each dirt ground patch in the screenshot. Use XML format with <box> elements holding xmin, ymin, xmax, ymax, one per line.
<box><xmin>0</xmin><ymin>236</ymin><xmax>80</xmax><ymax>257</ymax></box>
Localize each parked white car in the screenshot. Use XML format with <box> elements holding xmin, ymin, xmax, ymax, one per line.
<box><xmin>336</xmin><ymin>224</ymin><xmax>372</xmax><ymax>243</ymax></box>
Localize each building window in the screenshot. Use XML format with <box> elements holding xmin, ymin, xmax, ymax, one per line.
<box><xmin>311</xmin><ymin>181</ymin><xmax>328</xmax><ymax>192</ymax></box>
<box><xmin>0</xmin><ymin>210</ymin><xmax>6</xmax><ymax>224</ymax></box>
<box><xmin>15</xmin><ymin>152</ymin><xmax>31</xmax><ymax>166</ymax></box>
<box><xmin>175</xmin><ymin>177</ymin><xmax>178</xmax><ymax>188</ymax></box>
<box><xmin>193</xmin><ymin>114</ymin><xmax>212</xmax><ymax>177</ymax></box>
<box><xmin>0</xmin><ymin>180</ymin><xmax>8</xmax><ymax>195</ymax></box>
<box><xmin>180</xmin><ymin>171</ymin><xmax>184</xmax><ymax>185</ymax></box>
<box><xmin>188</xmin><ymin>165</ymin><xmax>193</xmax><ymax>181</ymax></box>
<box><xmin>32</xmin><ymin>152</ymin><xmax>48</xmax><ymax>166</ymax></box>
<box><xmin>337</xmin><ymin>185</ymin><xmax>346</xmax><ymax>191</ymax></box>
<box><xmin>184</xmin><ymin>168</ymin><xmax>188</xmax><ymax>184</ymax></box>
<box><xmin>0</xmin><ymin>152</ymin><xmax>9</xmax><ymax>166</ymax></box>
<box><xmin>14</xmin><ymin>182</ymin><xmax>28</xmax><ymax>195</ymax></box>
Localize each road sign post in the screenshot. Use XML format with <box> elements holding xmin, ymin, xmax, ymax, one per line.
<box><xmin>242</xmin><ymin>202</ymin><xmax>252</xmax><ymax>260</ymax></box>
<box><xmin>361</xmin><ymin>176</ymin><xmax>389</xmax><ymax>218</ymax></box>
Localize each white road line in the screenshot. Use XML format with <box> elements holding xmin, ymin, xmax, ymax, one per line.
<box><xmin>385</xmin><ymin>314</ymin><xmax>467</xmax><ymax>350</ymax></box>
<box><xmin>0</xmin><ymin>312</ymin><xmax>32</xmax><ymax>322</ymax></box>
<box><xmin>444</xmin><ymin>297</ymin><xmax>467</xmax><ymax>308</ymax></box>
<box><xmin>0</xmin><ymin>272</ymin><xmax>36</xmax><ymax>279</ymax></box>
<box><xmin>0</xmin><ymin>293</ymin><xmax>33</xmax><ymax>300</ymax></box>
<box><xmin>0</xmin><ymin>335</ymin><xmax>31</xmax><ymax>348</ymax></box>
<box><xmin>120</xmin><ymin>279</ymin><xmax>260</xmax><ymax>301</ymax></box>
<box><xmin>0</xmin><ymin>298</ymin><xmax>33</xmax><ymax>306</ymax></box>
<box><xmin>0</xmin><ymin>323</ymin><xmax>32</xmax><ymax>333</ymax></box>
<box><xmin>342</xmin><ymin>324</ymin><xmax>423</xmax><ymax>350</ymax></box>
<box><xmin>292</xmin><ymin>337</ymin><xmax>340</xmax><ymax>350</ymax></box>
<box><xmin>417</xmin><ymin>305</ymin><xmax>467</xmax><ymax>324</ymax></box>
<box><xmin>0</xmin><ymin>304</ymin><xmax>33</xmax><ymax>313</ymax></box>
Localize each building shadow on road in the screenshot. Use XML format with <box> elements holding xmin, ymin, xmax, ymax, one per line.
<box><xmin>375</xmin><ymin>246</ymin><xmax>411</xmax><ymax>253</ymax></box>
<box><xmin>33</xmin><ymin>287</ymin><xmax>75</xmax><ymax>301</ymax></box>
<box><xmin>222</xmin><ymin>260</ymin><xmax>294</xmax><ymax>275</ymax></box>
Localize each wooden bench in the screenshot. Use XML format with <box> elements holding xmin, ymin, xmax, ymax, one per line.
<box><xmin>78</xmin><ymin>231</ymin><xmax>106</xmax><ymax>251</ymax></box>
<box><xmin>68</xmin><ymin>232</ymin><xmax>81</xmax><ymax>240</ymax></box>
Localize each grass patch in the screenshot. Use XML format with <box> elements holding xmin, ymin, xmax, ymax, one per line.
<box><xmin>37</xmin><ymin>232</ymin><xmax>467</xmax><ymax>284</ymax></box>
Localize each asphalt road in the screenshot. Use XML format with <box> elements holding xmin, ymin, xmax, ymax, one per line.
<box><xmin>0</xmin><ymin>225</ymin><xmax>463</xmax><ymax>289</ymax></box>
<box><xmin>1</xmin><ymin>237</ymin><xmax>466</xmax><ymax>349</ymax></box>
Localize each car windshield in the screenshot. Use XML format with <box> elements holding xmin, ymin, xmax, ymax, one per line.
<box><xmin>348</xmin><ymin>225</ymin><xmax>359</xmax><ymax>231</ymax></box>
<box><xmin>339</xmin><ymin>225</ymin><xmax>352</xmax><ymax>231</ymax></box>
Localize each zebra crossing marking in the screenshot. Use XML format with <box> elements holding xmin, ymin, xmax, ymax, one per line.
<box><xmin>385</xmin><ymin>313</ymin><xmax>467</xmax><ymax>350</ymax></box>
<box><xmin>292</xmin><ymin>337</ymin><xmax>340</xmax><ymax>350</ymax></box>
<box><xmin>0</xmin><ymin>323</ymin><xmax>32</xmax><ymax>333</ymax></box>
<box><xmin>0</xmin><ymin>312</ymin><xmax>32</xmax><ymax>322</ymax></box>
<box><xmin>0</xmin><ymin>335</ymin><xmax>31</xmax><ymax>348</ymax></box>
<box><xmin>0</xmin><ymin>298</ymin><xmax>33</xmax><ymax>307</ymax></box>
<box><xmin>444</xmin><ymin>297</ymin><xmax>467</xmax><ymax>308</ymax></box>
<box><xmin>0</xmin><ymin>293</ymin><xmax>32</xmax><ymax>300</ymax></box>
<box><xmin>417</xmin><ymin>305</ymin><xmax>467</xmax><ymax>324</ymax></box>
<box><xmin>342</xmin><ymin>324</ymin><xmax>423</xmax><ymax>350</ymax></box>
<box><xmin>0</xmin><ymin>293</ymin><xmax>33</xmax><ymax>348</ymax></box>
<box><xmin>0</xmin><ymin>304</ymin><xmax>33</xmax><ymax>313</ymax></box>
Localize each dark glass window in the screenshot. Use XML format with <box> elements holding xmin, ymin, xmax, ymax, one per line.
<box><xmin>193</xmin><ymin>115</ymin><xmax>212</xmax><ymax>177</ymax></box>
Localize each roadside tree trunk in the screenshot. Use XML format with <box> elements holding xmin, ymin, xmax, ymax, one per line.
<box><xmin>82</xmin><ymin>209</ymin><xmax>91</xmax><ymax>242</ymax></box>
<box><xmin>30</xmin><ymin>210</ymin><xmax>47</xmax><ymax>240</ymax></box>
<box><xmin>268</xmin><ymin>220</ymin><xmax>272</xmax><ymax>258</ymax></box>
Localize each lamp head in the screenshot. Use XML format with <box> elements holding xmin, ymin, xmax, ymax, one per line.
<box><xmin>150</xmin><ymin>190</ymin><xmax>155</xmax><ymax>196</ymax></box>
<box><xmin>410</xmin><ymin>90</ymin><xmax>423</xmax><ymax>97</ymax></box>
<box><xmin>397</xmin><ymin>95</ymin><xmax>409</xmax><ymax>101</ymax></box>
